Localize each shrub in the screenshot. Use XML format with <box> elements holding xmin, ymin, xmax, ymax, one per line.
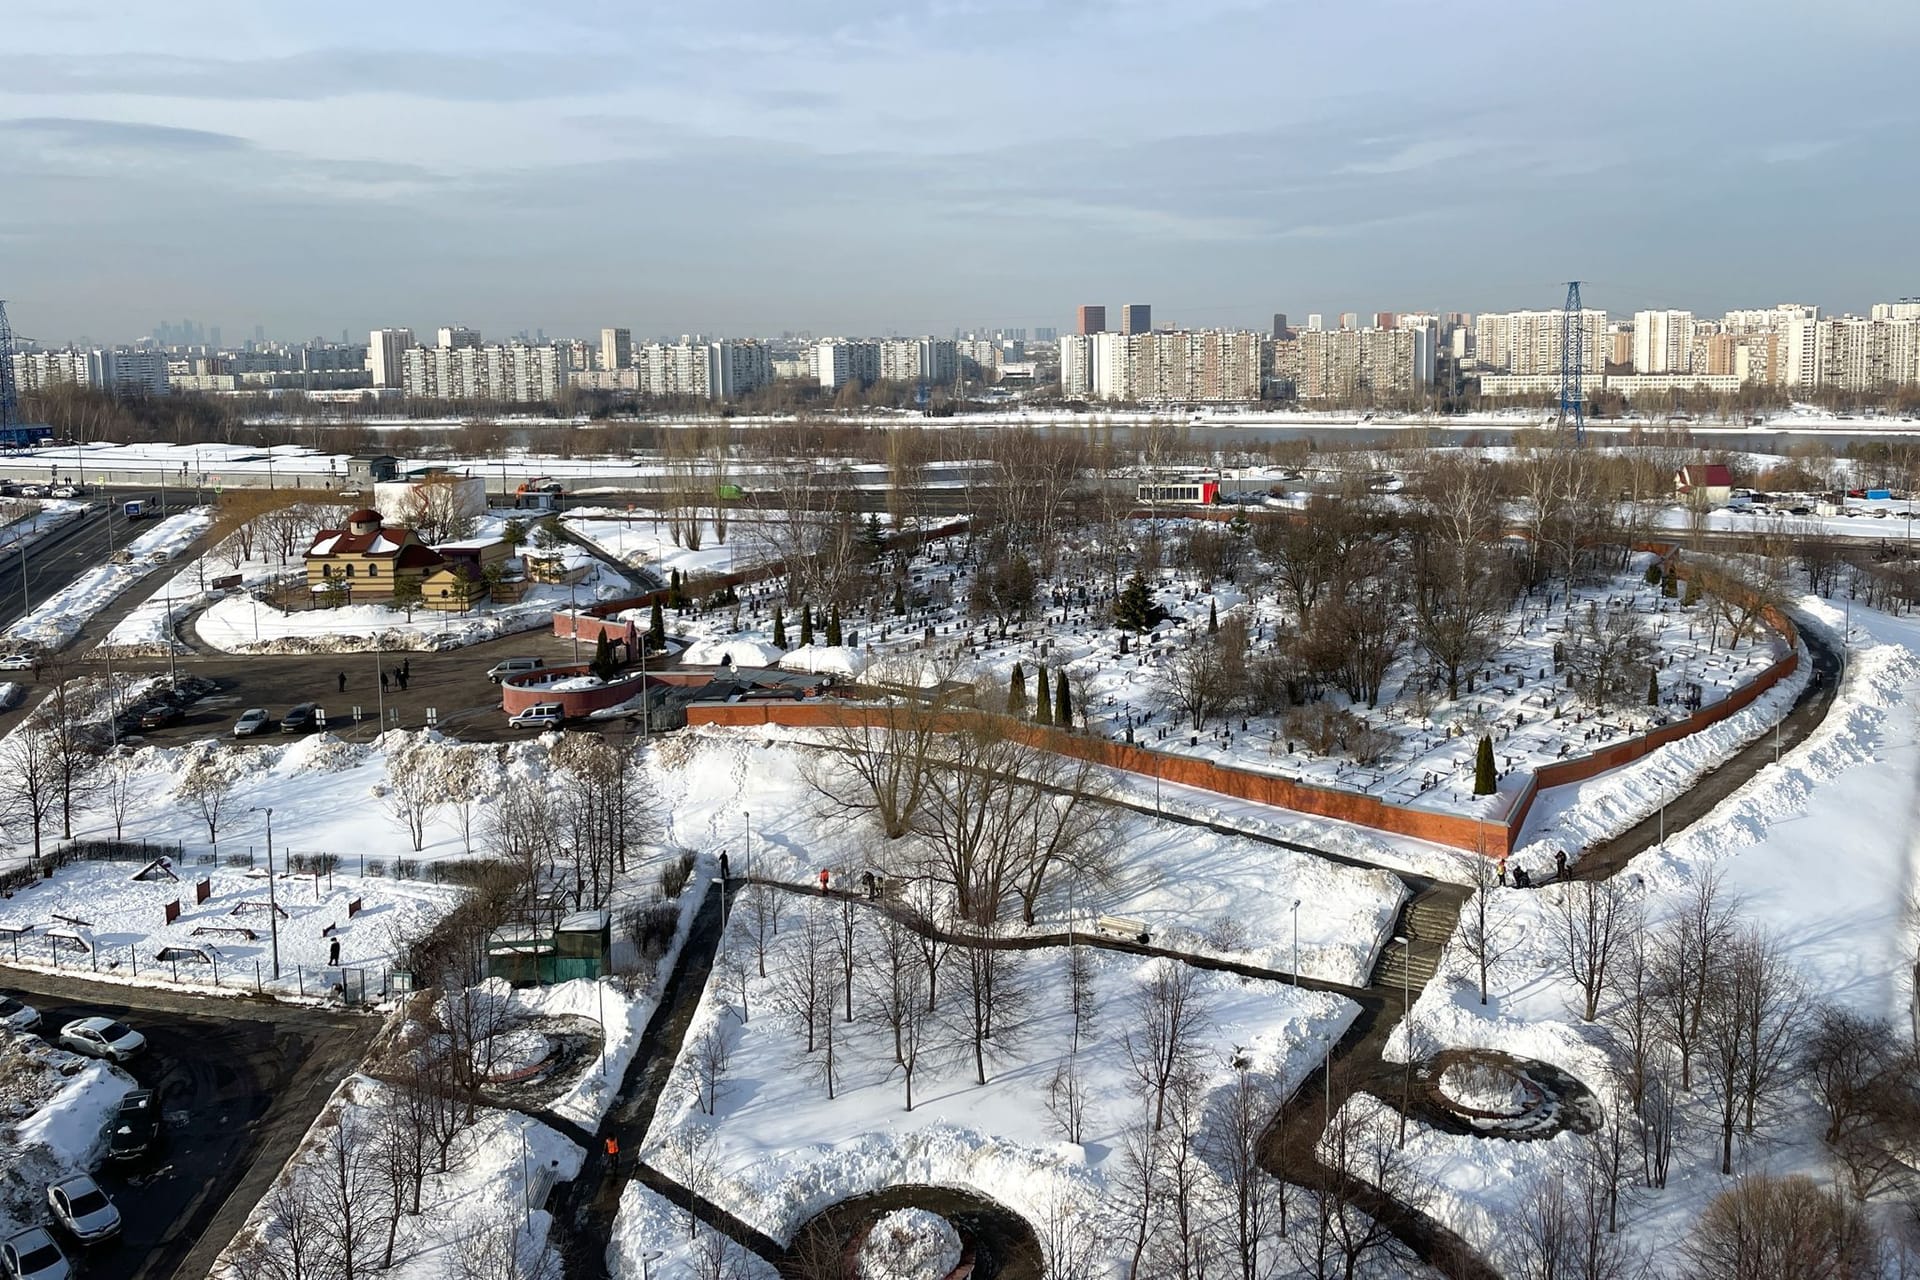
<box><xmin>658</xmin><ymin>850</ymin><xmax>697</xmax><ymax>900</ymax></box>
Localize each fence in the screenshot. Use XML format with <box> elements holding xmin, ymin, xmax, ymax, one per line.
<box><xmin>688</xmin><ymin>556</ymin><xmax>1803</xmax><ymax>859</ymax></box>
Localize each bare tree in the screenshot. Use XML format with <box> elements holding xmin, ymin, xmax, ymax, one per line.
<box><xmin>32</xmin><ymin>676</ymin><xmax>105</xmax><ymax>840</ymax></box>
<box><xmin>862</xmin><ymin>913</ymin><xmax>919</xmax><ymax>1065</ymax></box>
<box><xmin>1066</xmin><ymin>941</ymin><xmax>1099</xmax><ymax>1055</ymax></box>
<box><xmin>178</xmin><ymin>747</ymin><xmax>237</xmax><ymax>848</ymax></box>
<box><xmin>1454</xmin><ymin>847</ymin><xmax>1518</xmax><ymax>1006</ymax></box>
<box><xmin>382</xmin><ymin>748</ymin><xmax>442</xmax><ymax>854</ymax></box>
<box><xmin>1698</xmin><ymin>925</ymin><xmax>1808</xmax><ymax>1175</ymax></box>
<box><xmin>229</xmin><ymin>1174</ymin><xmax>329</xmax><ymax>1280</ymax></box>
<box><xmin>1684</xmin><ymin>1174</ymin><xmax>1877</xmax><ymax>1279</ymax></box>
<box><xmin>1296</xmin><ymin>1093</ymin><xmax>1429</xmax><ymax>1280</ymax></box>
<box><xmin>948</xmin><ymin>934</ymin><xmax>1030</xmax><ymax>1086</ymax></box>
<box><xmin>1548</xmin><ymin>879</ymin><xmax>1634</xmax><ymax>1022</ymax></box>
<box><xmin>1161</xmin><ymin>630</ymin><xmax>1243</xmax><ymax>731</ymax></box>
<box><xmin>1650</xmin><ymin>867</ymin><xmax>1737</xmax><ymax>1090</ymax></box>
<box><xmin>742</xmin><ymin>882</ymin><xmax>779</xmax><ymax>979</ymax></box>
<box><xmin>771</xmin><ymin>902</ymin><xmax>833</xmax><ymax>1077</ymax></box>
<box><xmin>1123</xmin><ymin>958</ymin><xmax>1211</xmax><ymax>1131</ymax></box>
<box><xmin>1202</xmin><ymin>1068</ymin><xmax>1289</xmax><ymax>1280</ymax></box>
<box><xmin>1799</xmin><ymin>1004</ymin><xmax>1920</xmax><ymax>1201</ymax></box>
<box><xmin>800</xmin><ymin>692</ymin><xmax>947</xmax><ymax>839</ymax></box>
<box><xmin>101</xmin><ymin>754</ymin><xmax>138</xmax><ymax>842</ymax></box>
<box><xmin>0</xmin><ymin>721</ymin><xmax>59</xmax><ymax>858</ymax></box>
<box><xmin>311</xmin><ymin>1109</ymin><xmax>388</xmax><ymax>1280</ymax></box>
<box><xmin>684</xmin><ymin>1014</ymin><xmax>735</xmax><ymax>1116</ymax></box>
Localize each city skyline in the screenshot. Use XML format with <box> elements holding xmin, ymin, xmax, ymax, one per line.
<box><xmin>2</xmin><ymin>1</ymin><xmax>1916</xmax><ymax>343</ymax></box>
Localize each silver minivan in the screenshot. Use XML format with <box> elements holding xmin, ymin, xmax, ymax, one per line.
<box><xmin>488</xmin><ymin>657</ymin><xmax>546</xmax><ymax>684</ymax></box>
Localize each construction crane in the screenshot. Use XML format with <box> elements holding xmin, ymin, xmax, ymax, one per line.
<box><xmin>1558</xmin><ymin>281</ymin><xmax>1585</xmax><ymax>444</ymax></box>
<box><xmin>0</xmin><ymin>299</ymin><xmax>19</xmax><ymax>434</ymax></box>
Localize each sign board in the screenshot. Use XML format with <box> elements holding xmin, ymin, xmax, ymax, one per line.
<box><xmin>210</xmin><ymin>574</ymin><xmax>242</xmax><ymax>591</ymax></box>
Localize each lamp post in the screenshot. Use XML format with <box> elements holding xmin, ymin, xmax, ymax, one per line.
<box><xmin>1394</xmin><ymin>933</ymin><xmax>1411</xmax><ymax>1146</ymax></box>
<box><xmin>742</xmin><ymin>810</ymin><xmax>750</xmax><ymax>877</ymax></box>
<box><xmin>568</xmin><ymin>585</ymin><xmax>580</xmax><ymax>664</ymax></box>
<box><xmin>1291</xmin><ymin>899</ymin><xmax>1301</xmax><ymax>986</ymax></box>
<box><xmin>252</xmin><ymin>807</ymin><xmax>280</xmax><ymax>980</ymax></box>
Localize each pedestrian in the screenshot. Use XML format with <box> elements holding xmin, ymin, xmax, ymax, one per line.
<box><xmin>337</xmin><ymin>671</ymin><xmax>347</xmax><ymax>693</ymax></box>
<box><xmin>604</xmin><ymin>1136</ymin><xmax>620</xmax><ymax>1171</ymax></box>
<box><xmin>1496</xmin><ymin>856</ymin><xmax>1508</xmax><ymax>887</ymax></box>
<box><xmin>328</xmin><ymin>936</ymin><xmax>341</xmax><ymax>966</ymax></box>
<box><xmin>397</xmin><ymin>671</ymin><xmax>408</xmax><ymax>691</ymax></box>
<box><xmin>401</xmin><ymin>658</ymin><xmax>410</xmax><ymax>680</ymax></box>
<box><xmin>862</xmin><ymin>870</ymin><xmax>876</xmax><ymax>899</ymax></box>
<box><xmin>380</xmin><ymin>671</ymin><xmax>389</xmax><ymax>692</ymax></box>
<box><xmin>718</xmin><ymin>849</ymin><xmax>730</xmax><ymax>882</ymax></box>
<box><xmin>818</xmin><ymin>868</ymin><xmax>830</xmax><ymax>895</ymax></box>
<box><xmin>1554</xmin><ymin>850</ymin><xmax>1568</xmax><ymax>879</ymax></box>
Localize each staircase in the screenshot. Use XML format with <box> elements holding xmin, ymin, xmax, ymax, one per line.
<box><xmin>1370</xmin><ymin>888</ymin><xmax>1464</xmax><ymax>996</ymax></box>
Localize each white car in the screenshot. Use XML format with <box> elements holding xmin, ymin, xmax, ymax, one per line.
<box><xmin>18</xmin><ymin>485</ymin><xmax>46</xmax><ymax>499</ymax></box>
<box><xmin>507</xmin><ymin>702</ymin><xmax>564</xmax><ymax>730</ymax></box>
<box><xmin>0</xmin><ymin>654</ymin><xmax>35</xmax><ymax>671</ymax></box>
<box><xmin>48</xmin><ymin>486</ymin><xmax>77</xmax><ymax>499</ymax></box>
<box><xmin>232</xmin><ymin>708</ymin><xmax>272</xmax><ymax>737</ymax></box>
<box><xmin>1</xmin><ymin>1228</ymin><xmax>68</xmax><ymax>1280</ymax></box>
<box><xmin>57</xmin><ymin>1017</ymin><xmax>145</xmax><ymax>1062</ymax></box>
<box><xmin>0</xmin><ymin>996</ymin><xmax>39</xmax><ymax>1031</ymax></box>
<box><xmin>45</xmin><ymin>1176</ymin><xmax>119</xmax><ymax>1243</ymax></box>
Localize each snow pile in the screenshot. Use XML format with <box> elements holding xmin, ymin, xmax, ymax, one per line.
<box><xmin>858</xmin><ymin>1209</ymin><xmax>961</xmax><ymax>1279</ymax></box>
<box><xmin>0</xmin><ymin>1030</ymin><xmax>135</xmax><ymax>1237</ymax></box>
<box><xmin>480</xmin><ymin>1029</ymin><xmax>552</xmax><ymax>1081</ymax></box>
<box><xmin>679</xmin><ymin>636</ymin><xmax>784</xmax><ymax>668</ymax></box>
<box><xmin>607</xmin><ymin>1182</ymin><xmax>779</xmax><ymax>1280</ymax></box>
<box><xmin>776</xmin><ymin>644</ymin><xmax>867</xmax><ymax>677</ymax></box>
<box><xmin>1436</xmin><ymin>1062</ymin><xmax>1529</xmax><ymax>1116</ymax></box>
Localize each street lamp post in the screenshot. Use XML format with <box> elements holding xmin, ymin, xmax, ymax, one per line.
<box><xmin>568</xmin><ymin>585</ymin><xmax>580</xmax><ymax>664</ymax></box>
<box><xmin>252</xmin><ymin>807</ymin><xmax>280</xmax><ymax>980</ymax></box>
<box><xmin>1394</xmin><ymin>933</ymin><xmax>1411</xmax><ymax>1146</ymax></box>
<box><xmin>1291</xmin><ymin>899</ymin><xmax>1301</xmax><ymax>986</ymax></box>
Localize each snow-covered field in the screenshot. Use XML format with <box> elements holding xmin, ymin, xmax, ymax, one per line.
<box><xmin>625</xmin><ymin>901</ymin><xmax>1358</xmax><ymax>1274</ymax></box>
<box><xmin>1354</xmin><ymin>596</ymin><xmax>1920</xmax><ymax>1262</ymax></box>
<box><xmin>0</xmin><ymin>1030</ymin><xmax>135</xmax><ymax>1239</ymax></box>
<box><xmin>2</xmin><ymin>507</ymin><xmax>214</xmax><ymax>652</ymax></box>
<box><xmin>650</xmin><ymin>729</ymin><xmax>1405</xmax><ymax>985</ymax></box>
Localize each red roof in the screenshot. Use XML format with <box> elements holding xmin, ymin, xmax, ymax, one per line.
<box><xmin>346</xmin><ymin>508</ymin><xmax>381</xmax><ymax>525</ymax></box>
<box><xmin>305</xmin><ymin>523</ymin><xmax>442</xmax><ymax>566</ymax></box>
<box><xmin>1677</xmin><ymin>464</ymin><xmax>1731</xmax><ymax>487</ymax></box>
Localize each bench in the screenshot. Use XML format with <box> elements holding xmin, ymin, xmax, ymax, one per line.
<box><xmin>191</xmin><ymin>925</ymin><xmax>258</xmax><ymax>941</ymax></box>
<box><xmin>1094</xmin><ymin>914</ymin><xmax>1150</xmax><ymax>945</ymax></box>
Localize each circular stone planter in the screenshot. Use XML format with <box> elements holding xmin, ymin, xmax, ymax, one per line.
<box><xmin>858</xmin><ymin>1208</ymin><xmax>963</xmax><ymax>1280</ymax></box>
<box><xmin>479</xmin><ymin>1029</ymin><xmax>555</xmax><ymax>1083</ymax></box>
<box><xmin>1413</xmin><ymin>1048</ymin><xmax>1602</xmax><ymax>1139</ymax></box>
<box><xmin>1436</xmin><ymin>1060</ymin><xmax>1536</xmax><ymax>1118</ymax></box>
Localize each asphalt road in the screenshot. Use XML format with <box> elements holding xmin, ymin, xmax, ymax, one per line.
<box><xmin>0</xmin><ymin>494</ymin><xmax>204</xmax><ymax>639</ymax></box>
<box><xmin>0</xmin><ymin>968</ymin><xmax>374</xmax><ymax>1280</ymax></box>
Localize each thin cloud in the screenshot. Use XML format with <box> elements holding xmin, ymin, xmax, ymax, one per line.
<box><xmin>0</xmin><ymin>116</ymin><xmax>251</xmax><ymax>152</ymax></box>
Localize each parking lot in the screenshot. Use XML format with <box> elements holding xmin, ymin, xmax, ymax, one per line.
<box><xmin>0</xmin><ymin>969</ymin><xmax>373</xmax><ymax>1280</ymax></box>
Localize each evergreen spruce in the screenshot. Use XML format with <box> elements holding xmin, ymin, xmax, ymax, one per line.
<box><xmin>1008</xmin><ymin>663</ymin><xmax>1028</xmax><ymax>716</ymax></box>
<box><xmin>772</xmin><ymin>606</ymin><xmax>788</xmax><ymax>649</ymax></box>
<box><xmin>1035</xmin><ymin>668</ymin><xmax>1053</xmax><ymax>726</ymax></box>
<box><xmin>669</xmin><ymin>568</ymin><xmax>683</xmax><ymax>608</ymax></box>
<box><xmin>1644</xmin><ymin>562</ymin><xmax>1663</xmax><ymax>587</ymax></box>
<box><xmin>1648</xmin><ymin>668</ymin><xmax>1660</xmax><ymax>706</ymax></box>
<box><xmin>826</xmin><ymin>605</ymin><xmax>843</xmax><ymax>648</ymax></box>
<box><xmin>860</xmin><ymin>514</ymin><xmax>888</xmax><ymax>561</ymax></box>
<box><xmin>1662</xmin><ymin>573</ymin><xmax>1677</xmax><ymax>598</ymax></box>
<box><xmin>590</xmin><ymin>632</ymin><xmax>617</xmax><ymax>680</ymax></box>
<box><xmin>892</xmin><ymin>582</ymin><xmax>907</xmax><ymax>616</ymax></box>
<box><xmin>1054</xmin><ymin>670</ymin><xmax>1071</xmax><ymax>729</ymax></box>
<box><xmin>800</xmin><ymin>606</ymin><xmax>815</xmax><ymax>647</ymax></box>
<box><xmin>648</xmin><ymin>600</ymin><xmax>666</xmax><ymax>651</ymax></box>
<box><xmin>1207</xmin><ymin>600</ymin><xmax>1219</xmax><ymax>634</ymax></box>
<box><xmin>1683</xmin><ymin>577</ymin><xmax>1701</xmax><ymax>607</ymax></box>
<box><xmin>1114</xmin><ymin>569</ymin><xmax>1163</xmax><ymax>633</ymax></box>
<box><xmin>1473</xmin><ymin>735</ymin><xmax>1496</xmax><ymax>797</ymax></box>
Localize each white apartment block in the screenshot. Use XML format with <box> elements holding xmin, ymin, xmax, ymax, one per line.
<box><xmin>400</xmin><ymin>343</ymin><xmax>568</xmax><ymax>402</ymax></box>
<box><xmin>1871</xmin><ymin>302</ymin><xmax>1920</xmax><ymax>322</ymax></box>
<box><xmin>816</xmin><ymin>339</ymin><xmax>881</xmax><ymax>390</ymax></box>
<box><xmin>1473</xmin><ymin>309</ymin><xmax>1607</xmax><ymax>376</ymax></box>
<box><xmin>1292</xmin><ymin>327</ymin><xmax>1424</xmax><ymax>400</ymax></box>
<box><xmin>436</xmin><ymin>326</ymin><xmax>481</xmax><ymax>350</ymax></box>
<box><xmin>1816</xmin><ymin>316</ymin><xmax>1920</xmax><ymax>392</ymax></box>
<box><xmin>368</xmin><ymin>328</ymin><xmax>415</xmax><ymax>388</ymax></box>
<box><xmin>9</xmin><ymin>348</ymin><xmax>169</xmax><ymax>397</ymax></box>
<box><xmin>636</xmin><ymin>339</ymin><xmax>774</xmax><ymax>400</ymax></box>
<box><xmin>878</xmin><ymin>338</ymin><xmax>959</xmax><ymax>385</ymax></box>
<box><xmin>1064</xmin><ymin>330</ymin><xmax>1262</xmax><ymax>402</ymax></box>
<box><xmin>1631</xmin><ymin>310</ymin><xmax>1694</xmax><ymax>374</ymax></box>
<box><xmin>600</xmin><ymin>327</ymin><xmax>632</xmax><ymax>372</ymax></box>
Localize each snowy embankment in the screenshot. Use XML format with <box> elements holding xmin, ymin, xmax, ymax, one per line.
<box><xmin>2</xmin><ymin>507</ymin><xmax>214</xmax><ymax>652</ymax></box>
<box><xmin>608</xmin><ymin>1182</ymin><xmax>780</xmax><ymax>1280</ymax></box>
<box><xmin>651</xmin><ymin>728</ymin><xmax>1403</xmax><ymax>986</ymax></box>
<box><xmin>1364</xmin><ymin>599</ymin><xmax>1920</xmax><ymax>1260</ymax></box>
<box><xmin>622</xmin><ymin>901</ymin><xmax>1357</xmax><ymax>1275</ymax></box>
<box><xmin>0</xmin><ymin>1030</ymin><xmax>134</xmax><ymax>1238</ymax></box>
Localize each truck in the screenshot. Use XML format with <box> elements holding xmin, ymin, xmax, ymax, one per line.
<box><xmin>122</xmin><ymin>499</ymin><xmax>154</xmax><ymax>520</ymax></box>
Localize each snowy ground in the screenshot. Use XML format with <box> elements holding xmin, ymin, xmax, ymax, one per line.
<box><xmin>1359</xmin><ymin>596</ymin><xmax>1920</xmax><ymax>1261</ymax></box>
<box><xmin>2</xmin><ymin>507</ymin><xmax>214</xmax><ymax>652</ymax></box>
<box><xmin>1659</xmin><ymin>496</ymin><xmax>1920</xmax><ymax>542</ymax></box>
<box><xmin>608</xmin><ymin>1181</ymin><xmax>779</xmax><ymax>1280</ymax></box>
<box><xmin>650</xmin><ymin>729</ymin><xmax>1404</xmax><ymax>986</ymax></box>
<box><xmin>0</xmin><ymin>498</ymin><xmax>89</xmax><ymax>558</ymax></box>
<box><xmin>564</xmin><ymin>509</ymin><xmax>791</xmax><ymax>580</ymax></box>
<box><xmin>624</xmin><ymin>900</ymin><xmax>1358</xmax><ymax>1275</ymax></box>
<box><xmin>0</xmin><ymin>1030</ymin><xmax>135</xmax><ymax>1239</ymax></box>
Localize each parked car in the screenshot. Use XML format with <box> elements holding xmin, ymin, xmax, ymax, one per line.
<box><xmin>106</xmin><ymin>1090</ymin><xmax>162</xmax><ymax>1162</ymax></box>
<box><xmin>507</xmin><ymin>702</ymin><xmax>564</xmax><ymax>730</ymax></box>
<box><xmin>0</xmin><ymin>654</ymin><xmax>35</xmax><ymax>672</ymax></box>
<box><xmin>45</xmin><ymin>1175</ymin><xmax>119</xmax><ymax>1242</ymax></box>
<box><xmin>48</xmin><ymin>486</ymin><xmax>78</xmax><ymax>499</ymax></box>
<box><xmin>18</xmin><ymin>485</ymin><xmax>46</xmax><ymax>499</ymax></box>
<box><xmin>58</xmin><ymin>1017</ymin><xmax>145</xmax><ymax>1063</ymax></box>
<box><xmin>138</xmin><ymin>703</ymin><xmax>184</xmax><ymax>730</ymax></box>
<box><xmin>1</xmin><ymin>1228</ymin><xmax>68</xmax><ymax>1280</ymax></box>
<box><xmin>232</xmin><ymin>708</ymin><xmax>272</xmax><ymax>737</ymax></box>
<box><xmin>0</xmin><ymin>996</ymin><xmax>39</xmax><ymax>1031</ymax></box>
<box><xmin>488</xmin><ymin>657</ymin><xmax>546</xmax><ymax>684</ymax></box>
<box><xmin>280</xmin><ymin>703</ymin><xmax>319</xmax><ymax>733</ymax></box>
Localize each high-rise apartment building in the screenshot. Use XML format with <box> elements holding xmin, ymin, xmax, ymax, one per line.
<box><xmin>1631</xmin><ymin>310</ymin><xmax>1695</xmax><ymax>374</ymax></box>
<box><xmin>1121</xmin><ymin>304</ymin><xmax>1151</xmax><ymax>335</ymax></box>
<box><xmin>1076</xmin><ymin>305</ymin><xmax>1107</xmax><ymax>336</ymax></box>
<box><xmin>1472</xmin><ymin>309</ymin><xmax>1607</xmax><ymax>376</ymax></box>
<box><xmin>1290</xmin><ymin>326</ymin><xmax>1426</xmax><ymax>400</ymax></box>
<box><xmin>1059</xmin><ymin>330</ymin><xmax>1261</xmax><ymax>402</ymax></box>
<box><xmin>436</xmin><ymin>326</ymin><xmax>481</xmax><ymax>350</ymax></box>
<box><xmin>816</xmin><ymin>339</ymin><xmax>882</xmax><ymax>390</ymax></box>
<box><xmin>632</xmin><ymin>338</ymin><xmax>774</xmax><ymax>400</ymax></box>
<box><xmin>400</xmin><ymin>343</ymin><xmax>567</xmax><ymax>402</ymax></box>
<box><xmin>1305</xmin><ymin>314</ymin><xmax>1324</xmax><ymax>332</ymax></box>
<box><xmin>1272</xmin><ymin>313</ymin><xmax>1289</xmax><ymax>339</ymax></box>
<box><xmin>9</xmin><ymin>348</ymin><xmax>169</xmax><ymax>397</ymax></box>
<box><xmin>600</xmin><ymin>327</ymin><xmax>632</xmax><ymax>372</ymax></box>
<box><xmin>1338</xmin><ymin>313</ymin><xmax>1359</xmax><ymax>331</ymax></box>
<box><xmin>368</xmin><ymin>328</ymin><xmax>416</xmax><ymax>388</ymax></box>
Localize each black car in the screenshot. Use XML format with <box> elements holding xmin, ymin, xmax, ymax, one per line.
<box><xmin>279</xmin><ymin>703</ymin><xmax>319</xmax><ymax>733</ymax></box>
<box><xmin>106</xmin><ymin>1089</ymin><xmax>162</xmax><ymax>1162</ymax></box>
<box><xmin>137</xmin><ymin>703</ymin><xmax>184</xmax><ymax>730</ymax></box>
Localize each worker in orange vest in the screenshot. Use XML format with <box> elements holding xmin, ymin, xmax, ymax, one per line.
<box><xmin>818</xmin><ymin>868</ymin><xmax>830</xmax><ymax>894</ymax></box>
<box><xmin>605</xmin><ymin>1136</ymin><xmax>620</xmax><ymax>1171</ymax></box>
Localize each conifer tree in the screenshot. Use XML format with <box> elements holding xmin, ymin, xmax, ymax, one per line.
<box><xmin>1054</xmin><ymin>670</ymin><xmax>1071</xmax><ymax>729</ymax></box>
<box><xmin>1473</xmin><ymin>735</ymin><xmax>1496</xmax><ymax>796</ymax></box>
<box><xmin>826</xmin><ymin>605</ymin><xmax>843</xmax><ymax>647</ymax></box>
<box><xmin>648</xmin><ymin>600</ymin><xmax>666</xmax><ymax>651</ymax></box>
<box><xmin>892</xmin><ymin>582</ymin><xmax>907</xmax><ymax>616</ymax></box>
<box><xmin>1035</xmin><ymin>667</ymin><xmax>1053</xmax><ymax>726</ymax></box>
<box><xmin>1008</xmin><ymin>663</ymin><xmax>1028</xmax><ymax>716</ymax></box>
<box><xmin>772</xmin><ymin>606</ymin><xmax>788</xmax><ymax>649</ymax></box>
<box><xmin>1207</xmin><ymin>600</ymin><xmax>1219</xmax><ymax>634</ymax></box>
<box><xmin>800</xmin><ymin>605</ymin><xmax>815</xmax><ymax>647</ymax></box>
<box><xmin>1648</xmin><ymin>668</ymin><xmax>1660</xmax><ymax>706</ymax></box>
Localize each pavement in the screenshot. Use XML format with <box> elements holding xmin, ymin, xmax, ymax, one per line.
<box><xmin>0</xmin><ymin>967</ymin><xmax>376</xmax><ymax>1280</ymax></box>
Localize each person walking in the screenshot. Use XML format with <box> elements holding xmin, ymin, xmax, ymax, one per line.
<box><xmin>718</xmin><ymin>849</ymin><xmax>730</xmax><ymax>882</ymax></box>
<box><xmin>328</xmin><ymin>936</ymin><xmax>341</xmax><ymax>966</ymax></box>
<box><xmin>337</xmin><ymin>671</ymin><xmax>347</xmax><ymax>693</ymax></box>
<box><xmin>396</xmin><ymin>670</ymin><xmax>408</xmax><ymax>691</ymax></box>
<box><xmin>380</xmin><ymin>671</ymin><xmax>390</xmax><ymax>693</ymax></box>
<box><xmin>818</xmin><ymin>868</ymin><xmax>830</xmax><ymax>895</ymax></box>
<box><xmin>401</xmin><ymin>658</ymin><xmax>411</xmax><ymax>681</ymax></box>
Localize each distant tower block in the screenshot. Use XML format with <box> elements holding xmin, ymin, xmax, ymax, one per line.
<box><xmin>1076</xmin><ymin>305</ymin><xmax>1107</xmax><ymax>335</ymax></box>
<box><xmin>1121</xmin><ymin>303</ymin><xmax>1151</xmax><ymax>334</ymax></box>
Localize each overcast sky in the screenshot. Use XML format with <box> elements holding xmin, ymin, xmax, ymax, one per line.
<box><xmin>2</xmin><ymin>0</ymin><xmax>1915</xmax><ymax>345</ymax></box>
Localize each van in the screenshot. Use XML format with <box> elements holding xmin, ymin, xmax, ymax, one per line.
<box><xmin>507</xmin><ymin>702</ymin><xmax>565</xmax><ymax>730</ymax></box>
<box><xmin>488</xmin><ymin>657</ymin><xmax>546</xmax><ymax>684</ymax></box>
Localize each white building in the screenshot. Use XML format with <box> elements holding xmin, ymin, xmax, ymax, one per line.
<box><xmin>1472</xmin><ymin>309</ymin><xmax>1607</xmax><ymax>376</ymax></box>
<box><xmin>816</xmin><ymin>339</ymin><xmax>881</xmax><ymax>390</ymax></box>
<box><xmin>878</xmin><ymin>338</ymin><xmax>958</xmax><ymax>385</ymax></box>
<box><xmin>1064</xmin><ymin>330</ymin><xmax>1263</xmax><ymax>402</ymax></box>
<box><xmin>400</xmin><ymin>343</ymin><xmax>568</xmax><ymax>402</ymax></box>
<box><xmin>635</xmin><ymin>338</ymin><xmax>774</xmax><ymax>400</ymax></box>
<box><xmin>369</xmin><ymin>328</ymin><xmax>416</xmax><ymax>388</ymax></box>
<box><xmin>435</xmin><ymin>326</ymin><xmax>481</xmax><ymax>350</ymax></box>
<box><xmin>1631</xmin><ymin>310</ymin><xmax>1695</xmax><ymax>374</ymax></box>
<box><xmin>9</xmin><ymin>348</ymin><xmax>168</xmax><ymax>397</ymax></box>
<box><xmin>599</xmin><ymin>327</ymin><xmax>632</xmax><ymax>372</ymax></box>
